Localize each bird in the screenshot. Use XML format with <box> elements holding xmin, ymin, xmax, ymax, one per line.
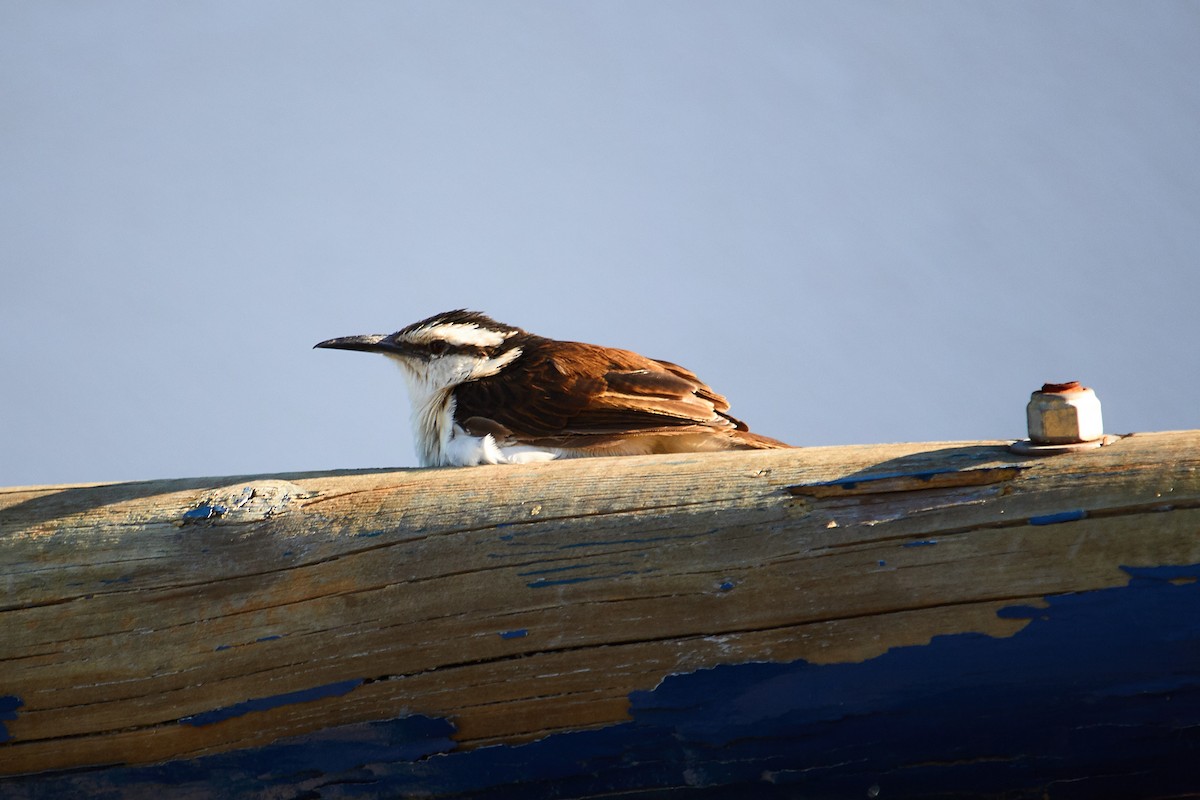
<box><xmin>314</xmin><ymin>310</ymin><xmax>791</xmax><ymax>467</ymax></box>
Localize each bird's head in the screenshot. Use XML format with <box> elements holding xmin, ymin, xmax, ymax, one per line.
<box><xmin>315</xmin><ymin>310</ymin><xmax>528</xmax><ymax>392</ymax></box>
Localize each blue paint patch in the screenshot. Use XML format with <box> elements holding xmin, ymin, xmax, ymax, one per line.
<box><xmin>1030</xmin><ymin>509</ymin><xmax>1088</xmax><ymax>525</ymax></box>
<box><xmin>181</xmin><ymin>679</ymin><xmax>362</xmax><ymax>727</ymax></box>
<box><xmin>820</xmin><ymin>468</ymin><xmax>951</xmax><ymax>489</ymax></box>
<box><xmin>214</xmin><ymin>644</ymin><xmax>233</xmax><ymax>652</ymax></box>
<box><xmin>499</xmin><ymin>629</ymin><xmax>528</xmax><ymax>640</ymax></box>
<box><xmin>902</xmin><ymin>539</ymin><xmax>938</xmax><ymax>548</ymax></box>
<box><xmin>256</xmin><ymin>635</ymin><xmax>282</xmax><ymax>643</ymax></box>
<box><xmin>1128</xmin><ymin>563</ymin><xmax>1200</xmax><ymax>583</ymax></box>
<box><xmin>0</xmin><ymin>695</ymin><xmax>22</xmax><ymax>743</ymax></box>
<box><xmin>526</xmin><ymin>569</ymin><xmax>648</xmax><ymax>588</ymax></box>
<box><xmin>182</xmin><ymin>504</ymin><xmax>228</xmax><ymax>522</ymax></box>
<box><xmin>811</xmin><ymin>466</ymin><xmax>1015</xmax><ymax>490</ymax></box>
<box><xmin>527</xmin><ymin>576</ymin><xmax>600</xmax><ymax>588</ymax></box>
<box><xmin>9</xmin><ymin>566</ymin><xmax>1200</xmax><ymax>798</ymax></box>
<box><xmin>877</xmin><ymin>560</ymin><xmax>887</xmax><ymax>567</ymax></box>
<box><xmin>996</xmin><ymin>604</ymin><xmax>1048</xmax><ymax>620</ymax></box>
<box><xmin>100</xmin><ymin>575</ymin><xmax>132</xmax><ymax>585</ymax></box>
<box><xmin>355</xmin><ymin>529</ymin><xmax>386</xmax><ymax>538</ymax></box>
<box><xmin>718</xmin><ymin>580</ymin><xmax>736</xmax><ymax>592</ymax></box>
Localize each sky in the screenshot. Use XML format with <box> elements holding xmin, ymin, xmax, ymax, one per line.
<box><xmin>2</xmin><ymin>2</ymin><xmax>1198</xmax><ymax>487</ymax></box>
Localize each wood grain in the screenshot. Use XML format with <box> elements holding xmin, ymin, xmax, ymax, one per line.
<box><xmin>2</xmin><ymin>431</ymin><xmax>1199</xmax><ymax>779</ymax></box>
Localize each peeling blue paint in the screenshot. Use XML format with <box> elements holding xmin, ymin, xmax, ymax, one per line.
<box><xmin>902</xmin><ymin>539</ymin><xmax>938</xmax><ymax>547</ymax></box>
<box><xmin>0</xmin><ymin>695</ymin><xmax>22</xmax><ymax>743</ymax></box>
<box><xmin>527</xmin><ymin>570</ymin><xmax>646</xmax><ymax>588</ymax></box>
<box><xmin>718</xmin><ymin>580</ymin><xmax>736</xmax><ymax>592</ymax></box>
<box><xmin>1030</xmin><ymin>509</ymin><xmax>1088</xmax><ymax>525</ymax></box>
<box><xmin>7</xmin><ymin>565</ymin><xmax>1200</xmax><ymax>798</ymax></box>
<box><xmin>996</xmin><ymin>604</ymin><xmax>1048</xmax><ymax>620</ymax></box>
<box><xmin>520</xmin><ymin>561</ymin><xmax>649</xmax><ymax>588</ymax></box>
<box><xmin>527</xmin><ymin>575</ymin><xmax>602</xmax><ymax>588</ymax></box>
<box><xmin>499</xmin><ymin>629</ymin><xmax>528</xmax><ymax>640</ymax></box>
<box><xmin>354</xmin><ymin>529</ymin><xmax>386</xmax><ymax>538</ymax></box>
<box><xmin>182</xmin><ymin>504</ymin><xmax>228</xmax><ymax>522</ymax></box>
<box><xmin>822</xmin><ymin>468</ymin><xmax>950</xmax><ymax>489</ymax></box>
<box><xmin>811</xmin><ymin>465</ymin><xmax>1021</xmax><ymax>491</ymax></box>
<box><xmin>181</xmin><ymin>679</ymin><xmax>363</xmax><ymax>727</ymax></box>
<box><xmin>214</xmin><ymin>644</ymin><xmax>233</xmax><ymax>652</ymax></box>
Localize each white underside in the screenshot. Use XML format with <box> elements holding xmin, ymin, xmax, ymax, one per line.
<box><xmin>438</xmin><ymin>429</ymin><xmax>567</xmax><ymax>467</ymax></box>
<box><xmin>388</xmin><ymin>352</ymin><xmax>570</xmax><ymax>467</ymax></box>
<box><xmin>432</xmin><ymin>426</ymin><xmax>737</xmax><ymax>467</ymax></box>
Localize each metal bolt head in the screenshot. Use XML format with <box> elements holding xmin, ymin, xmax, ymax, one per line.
<box><xmin>1026</xmin><ymin>381</ymin><xmax>1104</xmax><ymax>444</ymax></box>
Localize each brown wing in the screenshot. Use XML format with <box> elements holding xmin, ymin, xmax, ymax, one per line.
<box><xmin>453</xmin><ymin>338</ymin><xmax>750</xmax><ymax>447</ymax></box>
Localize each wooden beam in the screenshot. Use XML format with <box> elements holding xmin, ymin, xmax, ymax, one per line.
<box><xmin>2</xmin><ymin>432</ymin><xmax>1199</xmax><ymax>797</ymax></box>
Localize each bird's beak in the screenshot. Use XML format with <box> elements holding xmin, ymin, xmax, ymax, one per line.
<box><xmin>314</xmin><ymin>334</ymin><xmax>403</xmax><ymax>354</ymax></box>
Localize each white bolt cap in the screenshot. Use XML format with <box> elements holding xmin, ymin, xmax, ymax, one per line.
<box><xmin>1026</xmin><ymin>382</ymin><xmax>1104</xmax><ymax>444</ymax></box>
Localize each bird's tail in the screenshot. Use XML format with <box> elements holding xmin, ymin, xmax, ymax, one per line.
<box><xmin>730</xmin><ymin>429</ymin><xmax>794</xmax><ymax>449</ymax></box>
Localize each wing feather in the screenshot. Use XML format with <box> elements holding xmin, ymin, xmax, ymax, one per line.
<box><xmin>451</xmin><ymin>339</ymin><xmax>749</xmax><ymax>447</ymax></box>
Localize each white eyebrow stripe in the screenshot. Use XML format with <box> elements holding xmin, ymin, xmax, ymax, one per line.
<box><xmin>409</xmin><ymin>323</ymin><xmax>513</xmax><ymax>348</ymax></box>
<box><xmin>469</xmin><ymin>346</ymin><xmax>523</xmax><ymax>378</ymax></box>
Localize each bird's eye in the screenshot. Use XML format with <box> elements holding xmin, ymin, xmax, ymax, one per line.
<box><xmin>429</xmin><ymin>340</ymin><xmax>449</xmax><ymax>356</ymax></box>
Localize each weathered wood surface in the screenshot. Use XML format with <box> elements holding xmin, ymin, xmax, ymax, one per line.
<box><xmin>2</xmin><ymin>431</ymin><xmax>1200</xmax><ymax>798</ymax></box>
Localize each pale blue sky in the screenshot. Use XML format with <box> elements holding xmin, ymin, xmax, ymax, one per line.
<box><xmin>3</xmin><ymin>2</ymin><xmax>1198</xmax><ymax>486</ymax></box>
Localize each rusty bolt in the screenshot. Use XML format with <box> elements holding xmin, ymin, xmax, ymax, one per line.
<box><xmin>1026</xmin><ymin>381</ymin><xmax>1104</xmax><ymax>445</ymax></box>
